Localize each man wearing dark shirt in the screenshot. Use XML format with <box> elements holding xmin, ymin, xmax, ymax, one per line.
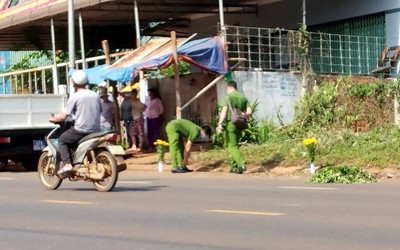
<box><xmin>120</xmin><ymin>88</ymin><xmax>133</xmax><ymax>148</ymax></box>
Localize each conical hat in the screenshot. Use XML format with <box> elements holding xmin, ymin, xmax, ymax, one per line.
<box><xmin>120</xmin><ymin>85</ymin><xmax>133</xmax><ymax>93</ymax></box>
<box><xmin>132</xmin><ymin>82</ymin><xmax>139</xmax><ymax>89</ymax></box>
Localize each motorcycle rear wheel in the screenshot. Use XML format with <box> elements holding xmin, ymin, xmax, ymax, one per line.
<box><xmin>93</xmin><ymin>150</ymin><xmax>118</xmax><ymax>192</ymax></box>
<box><xmin>38</xmin><ymin>151</ymin><xmax>62</xmax><ymax>190</ymax></box>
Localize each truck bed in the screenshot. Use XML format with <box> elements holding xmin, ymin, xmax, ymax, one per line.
<box><xmin>0</xmin><ymin>94</ymin><xmax>67</xmax><ymax>130</ymax></box>
<box><xmin>0</xmin><ymin>94</ymin><xmax>67</xmax><ymax>170</ymax></box>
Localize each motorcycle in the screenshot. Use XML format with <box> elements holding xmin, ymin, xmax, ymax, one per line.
<box><xmin>38</xmin><ymin>119</ymin><xmax>127</xmax><ymax>192</ymax></box>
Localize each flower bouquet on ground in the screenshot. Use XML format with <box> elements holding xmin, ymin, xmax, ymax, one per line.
<box><xmin>302</xmin><ymin>137</ymin><xmax>318</xmax><ymax>174</ymax></box>
<box><xmin>153</xmin><ymin>140</ymin><xmax>169</xmax><ymax>172</ymax></box>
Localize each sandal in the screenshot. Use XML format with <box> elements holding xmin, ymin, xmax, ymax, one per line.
<box><xmin>126</xmin><ymin>148</ymin><xmax>136</xmax><ymax>153</ymax></box>
<box><xmin>57</xmin><ymin>164</ymin><xmax>73</xmax><ymax>175</ymax></box>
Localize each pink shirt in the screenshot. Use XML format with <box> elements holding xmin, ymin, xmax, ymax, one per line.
<box><xmin>145</xmin><ymin>97</ymin><xmax>163</xmax><ymax>119</ymax></box>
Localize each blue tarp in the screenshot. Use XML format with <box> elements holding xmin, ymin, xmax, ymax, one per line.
<box><xmin>178</xmin><ymin>36</ymin><xmax>227</xmax><ymax>74</ymax></box>
<box><xmin>94</xmin><ymin>36</ymin><xmax>227</xmax><ymax>82</ymax></box>
<box><xmin>68</xmin><ymin>64</ymin><xmax>108</xmax><ymax>84</ymax></box>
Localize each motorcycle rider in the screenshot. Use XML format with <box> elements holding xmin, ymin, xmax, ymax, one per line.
<box><xmin>49</xmin><ymin>70</ymin><xmax>102</xmax><ymax>175</ymax></box>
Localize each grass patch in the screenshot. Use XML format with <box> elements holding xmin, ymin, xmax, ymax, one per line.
<box><xmin>194</xmin><ymin>78</ymin><xmax>400</xmax><ymax>174</ymax></box>
<box><xmin>194</xmin><ymin>126</ymin><xmax>400</xmax><ymax>171</ymax></box>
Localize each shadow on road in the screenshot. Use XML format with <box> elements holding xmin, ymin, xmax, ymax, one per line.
<box><xmin>60</xmin><ymin>185</ymin><xmax>169</xmax><ymax>192</ymax></box>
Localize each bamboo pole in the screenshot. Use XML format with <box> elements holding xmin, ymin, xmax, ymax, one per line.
<box><xmin>171</xmin><ymin>31</ymin><xmax>182</xmax><ymax>119</ymax></box>
<box><xmin>102</xmin><ymin>40</ymin><xmax>122</xmax><ymax>142</ymax></box>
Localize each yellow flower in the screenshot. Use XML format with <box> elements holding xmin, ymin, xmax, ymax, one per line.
<box><xmin>302</xmin><ymin>137</ymin><xmax>317</xmax><ymax>163</ymax></box>
<box><xmin>153</xmin><ymin>139</ymin><xmax>169</xmax><ymax>162</ymax></box>
<box><xmin>154</xmin><ymin>139</ymin><xmax>169</xmax><ymax>146</ymax></box>
<box><xmin>302</xmin><ymin>137</ymin><xmax>317</xmax><ymax>146</ymax></box>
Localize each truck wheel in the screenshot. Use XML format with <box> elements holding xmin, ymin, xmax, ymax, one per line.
<box><xmin>38</xmin><ymin>152</ymin><xmax>62</xmax><ymax>190</ymax></box>
<box><xmin>93</xmin><ymin>150</ymin><xmax>118</xmax><ymax>192</ymax></box>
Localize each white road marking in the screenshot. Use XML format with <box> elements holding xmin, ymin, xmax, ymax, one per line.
<box><xmin>287</xmin><ymin>203</ymin><xmax>301</xmax><ymax>207</ymax></box>
<box><xmin>40</xmin><ymin>200</ymin><xmax>97</xmax><ymax>205</ymax></box>
<box><xmin>279</xmin><ymin>186</ymin><xmax>337</xmax><ymax>190</ymax></box>
<box><xmin>206</xmin><ymin>209</ymin><xmax>284</xmax><ymax>216</ymax></box>
<box><xmin>0</xmin><ymin>177</ymin><xmax>15</xmax><ymax>180</ymax></box>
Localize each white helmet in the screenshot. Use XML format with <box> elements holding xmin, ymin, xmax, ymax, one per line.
<box><xmin>71</xmin><ymin>70</ymin><xmax>88</xmax><ymax>85</ymax></box>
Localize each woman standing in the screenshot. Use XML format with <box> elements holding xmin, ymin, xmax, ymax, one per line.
<box><xmin>128</xmin><ymin>89</ymin><xmax>147</xmax><ymax>153</ymax></box>
<box><xmin>145</xmin><ymin>88</ymin><xmax>164</xmax><ymax>152</ymax></box>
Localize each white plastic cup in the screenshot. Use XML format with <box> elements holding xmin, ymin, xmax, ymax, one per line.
<box><xmin>310</xmin><ymin>162</ymin><xmax>315</xmax><ymax>174</ymax></box>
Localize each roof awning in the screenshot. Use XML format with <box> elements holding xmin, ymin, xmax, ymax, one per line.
<box><xmin>0</xmin><ymin>0</ymin><xmax>259</xmax><ymax>50</ymax></box>
<box><xmin>99</xmin><ymin>36</ymin><xmax>227</xmax><ymax>82</ymax></box>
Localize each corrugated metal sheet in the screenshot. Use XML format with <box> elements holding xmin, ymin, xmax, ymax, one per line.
<box><xmin>9</xmin><ymin>51</ymin><xmax>52</xmax><ymax>67</ymax></box>
<box><xmin>108</xmin><ymin>37</ymin><xmax>187</xmax><ymax>69</ymax></box>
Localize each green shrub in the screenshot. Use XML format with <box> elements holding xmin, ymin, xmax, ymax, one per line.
<box><xmin>308</xmin><ymin>165</ymin><xmax>376</xmax><ymax>184</ymax></box>
<box><xmin>211</xmin><ymin>100</ymin><xmax>268</xmax><ymax>148</ymax></box>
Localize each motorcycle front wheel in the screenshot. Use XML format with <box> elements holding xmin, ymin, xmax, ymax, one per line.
<box><xmin>93</xmin><ymin>150</ymin><xmax>118</xmax><ymax>192</ymax></box>
<box><xmin>38</xmin><ymin>151</ymin><xmax>62</xmax><ymax>190</ymax></box>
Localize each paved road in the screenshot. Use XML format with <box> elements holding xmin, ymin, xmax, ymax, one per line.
<box><xmin>1</xmin><ymin>171</ymin><xmax>400</xmax><ymax>250</ymax></box>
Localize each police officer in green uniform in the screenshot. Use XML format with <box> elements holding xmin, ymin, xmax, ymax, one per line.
<box><xmin>166</xmin><ymin>119</ymin><xmax>212</xmax><ymax>173</ymax></box>
<box><xmin>217</xmin><ymin>80</ymin><xmax>252</xmax><ymax>174</ymax></box>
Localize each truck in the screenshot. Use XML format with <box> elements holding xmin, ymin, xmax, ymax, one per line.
<box><xmin>0</xmin><ymin>51</ymin><xmax>130</xmax><ymax>170</ymax></box>
<box><xmin>0</xmin><ymin>89</ymin><xmax>67</xmax><ymax>170</ymax></box>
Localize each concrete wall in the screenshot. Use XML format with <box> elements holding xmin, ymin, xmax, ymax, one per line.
<box><xmin>386</xmin><ymin>12</ymin><xmax>400</xmax><ymax>46</ymax></box>
<box><xmin>306</xmin><ymin>0</ymin><xmax>400</xmax><ymax>25</ymax></box>
<box><xmin>217</xmin><ymin>71</ymin><xmax>303</xmax><ymax>125</ymax></box>
<box><xmin>152</xmin><ymin>71</ymin><xmax>303</xmax><ymax>127</ymax></box>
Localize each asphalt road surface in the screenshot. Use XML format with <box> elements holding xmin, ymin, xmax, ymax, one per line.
<box><xmin>1</xmin><ymin>171</ymin><xmax>400</xmax><ymax>250</ymax></box>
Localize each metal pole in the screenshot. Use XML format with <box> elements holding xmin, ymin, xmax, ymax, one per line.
<box><xmin>50</xmin><ymin>18</ymin><xmax>59</xmax><ymax>94</ymax></box>
<box><xmin>218</xmin><ymin>0</ymin><xmax>226</xmax><ymax>42</ymax></box>
<box><xmin>79</xmin><ymin>11</ymin><xmax>87</xmax><ymax>69</ymax></box>
<box><xmin>68</xmin><ymin>0</ymin><xmax>75</xmax><ymax>70</ymax></box>
<box><xmin>134</xmin><ymin>0</ymin><xmax>141</xmax><ymax>47</ymax></box>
